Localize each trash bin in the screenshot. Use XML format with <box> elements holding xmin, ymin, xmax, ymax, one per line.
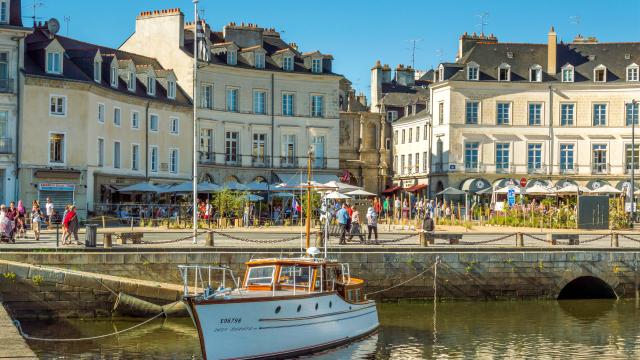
<box><xmin>85</xmin><ymin>224</ymin><xmax>98</xmax><ymax>247</ymax></box>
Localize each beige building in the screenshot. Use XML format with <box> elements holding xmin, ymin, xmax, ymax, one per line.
<box><xmin>120</xmin><ymin>10</ymin><xmax>342</xmax><ymax>185</ymax></box>
<box><xmin>19</xmin><ymin>23</ymin><xmax>192</xmax><ymax>216</ymax></box>
<box><xmin>391</xmin><ymin>109</ymin><xmax>431</xmax><ymax>190</ymax></box>
<box><xmin>429</xmin><ymin>28</ymin><xmax>640</xmax><ymax>196</ymax></box>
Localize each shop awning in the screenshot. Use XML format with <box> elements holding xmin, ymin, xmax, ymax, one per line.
<box><xmin>275</xmin><ymin>172</ymin><xmax>338</xmax><ymax>186</ymax></box>
<box><xmin>405</xmin><ymin>184</ymin><xmax>428</xmax><ymax>192</ymax></box>
<box><xmin>460</xmin><ymin>178</ymin><xmax>491</xmax><ymax>194</ymax></box>
<box><xmin>526</xmin><ymin>179</ymin><xmax>550</xmax><ymax>189</ymax></box>
<box><xmin>555</xmin><ymin>178</ymin><xmax>577</xmax><ymax>189</ymax></box>
<box><xmin>382</xmin><ymin>185</ymin><xmax>403</xmax><ymax>194</ymax></box>
<box><xmin>585</xmin><ymin>179</ymin><xmax>610</xmax><ymax>191</ymax></box>
<box><xmin>616</xmin><ymin>180</ymin><xmax>638</xmax><ymax>191</ymax></box>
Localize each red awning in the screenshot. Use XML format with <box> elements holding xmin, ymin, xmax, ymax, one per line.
<box><xmin>382</xmin><ymin>185</ymin><xmax>403</xmax><ymax>194</ymax></box>
<box><xmin>406</xmin><ymin>184</ymin><xmax>428</xmax><ymax>192</ymax></box>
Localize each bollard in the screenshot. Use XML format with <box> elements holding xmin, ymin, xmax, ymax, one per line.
<box><xmin>546</xmin><ymin>233</ymin><xmax>556</xmax><ymax>245</ymax></box>
<box><xmin>130</xmin><ymin>216</ymin><xmax>134</xmax><ymax>231</ymax></box>
<box><xmin>315</xmin><ymin>230</ymin><xmax>324</xmax><ymax>248</ymax></box>
<box><xmin>611</xmin><ymin>233</ymin><xmax>619</xmax><ymax>248</ymax></box>
<box><xmin>419</xmin><ymin>232</ymin><xmax>429</xmax><ymax>247</ymax></box>
<box><xmin>103</xmin><ymin>233</ymin><xmax>112</xmax><ymax>248</ymax></box>
<box><xmin>102</xmin><ymin>216</ymin><xmax>106</xmax><ymax>229</ymax></box>
<box><xmin>516</xmin><ymin>233</ymin><xmax>524</xmax><ymax>247</ymax></box>
<box><xmin>206</xmin><ymin>232</ymin><xmax>214</xmax><ymax>247</ymax></box>
<box><xmin>56</xmin><ymin>223</ymin><xmax>60</xmax><ymax>248</ymax></box>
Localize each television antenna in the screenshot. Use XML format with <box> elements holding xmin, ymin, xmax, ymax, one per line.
<box><xmin>23</xmin><ymin>1</ymin><xmax>45</xmax><ymax>26</ymax></box>
<box><xmin>569</xmin><ymin>15</ymin><xmax>581</xmax><ymax>25</ymax></box>
<box><xmin>405</xmin><ymin>38</ymin><xmax>422</xmax><ymax>69</ymax></box>
<box><xmin>63</xmin><ymin>16</ymin><xmax>70</xmax><ymax>36</ymax></box>
<box><xmin>475</xmin><ymin>12</ymin><xmax>489</xmax><ymax>34</ymax></box>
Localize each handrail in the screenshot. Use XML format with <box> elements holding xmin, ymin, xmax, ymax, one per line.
<box><xmin>178</xmin><ymin>265</ymin><xmax>238</xmax><ymax>298</ymax></box>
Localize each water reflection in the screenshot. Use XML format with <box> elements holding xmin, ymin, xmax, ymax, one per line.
<box><xmin>23</xmin><ymin>300</ymin><xmax>640</xmax><ymax>359</ymax></box>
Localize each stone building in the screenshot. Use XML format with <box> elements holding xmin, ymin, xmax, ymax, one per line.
<box><xmin>429</xmin><ymin>28</ymin><xmax>640</xmax><ymax>196</ymax></box>
<box><xmin>19</xmin><ymin>23</ymin><xmax>192</xmax><ymax>216</ymax></box>
<box><xmin>120</xmin><ymin>10</ymin><xmax>342</xmax><ymax>185</ymax></box>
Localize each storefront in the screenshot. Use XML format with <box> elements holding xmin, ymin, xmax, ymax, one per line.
<box><xmin>37</xmin><ymin>183</ymin><xmax>76</xmax><ymax>214</ymax></box>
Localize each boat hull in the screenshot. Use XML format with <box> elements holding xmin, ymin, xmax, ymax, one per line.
<box><xmin>186</xmin><ymin>292</ymin><xmax>379</xmax><ymax>360</ymax></box>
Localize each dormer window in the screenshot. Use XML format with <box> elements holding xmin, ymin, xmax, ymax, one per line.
<box><xmin>146</xmin><ymin>76</ymin><xmax>156</xmax><ymax>96</ymax></box>
<box><xmin>498</xmin><ymin>63</ymin><xmax>511</xmax><ymax>81</ymax></box>
<box><xmin>93</xmin><ymin>59</ymin><xmax>101</xmax><ymax>83</ymax></box>
<box><xmin>529</xmin><ymin>64</ymin><xmax>542</xmax><ymax>82</ymax></box>
<box><xmin>437</xmin><ymin>65</ymin><xmax>444</xmax><ymax>82</ymax></box>
<box><xmin>110</xmin><ymin>65</ymin><xmax>118</xmax><ymax>87</ymax></box>
<box><xmin>283</xmin><ymin>56</ymin><xmax>294</xmax><ymax>71</ymax></box>
<box><xmin>255</xmin><ymin>52</ymin><xmax>265</xmax><ymax>69</ymax></box>
<box><xmin>594</xmin><ymin>65</ymin><xmax>607</xmax><ymax>82</ymax></box>
<box><xmin>167</xmin><ymin>80</ymin><xmax>176</xmax><ymax>99</ymax></box>
<box><xmin>46</xmin><ymin>51</ymin><xmax>62</xmax><ymax>75</ymax></box>
<box><xmin>0</xmin><ymin>1</ymin><xmax>8</xmax><ymax>23</ymax></box>
<box><xmin>627</xmin><ymin>63</ymin><xmax>639</xmax><ymax>82</ymax></box>
<box><xmin>561</xmin><ymin>64</ymin><xmax>574</xmax><ymax>82</ymax></box>
<box><xmin>127</xmin><ymin>71</ymin><xmax>135</xmax><ymax>92</ymax></box>
<box><xmin>227</xmin><ymin>50</ymin><xmax>237</xmax><ymax>65</ymax></box>
<box><xmin>467</xmin><ymin>62</ymin><xmax>479</xmax><ymax>81</ymax></box>
<box><xmin>311</xmin><ymin>58</ymin><xmax>322</xmax><ymax>73</ymax></box>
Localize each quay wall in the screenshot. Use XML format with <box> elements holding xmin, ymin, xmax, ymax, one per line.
<box><xmin>0</xmin><ymin>249</ymin><xmax>638</xmax><ymax>305</ymax></box>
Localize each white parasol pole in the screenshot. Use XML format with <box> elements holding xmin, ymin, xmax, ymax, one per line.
<box><xmin>191</xmin><ymin>0</ymin><xmax>199</xmax><ymax>244</ymax></box>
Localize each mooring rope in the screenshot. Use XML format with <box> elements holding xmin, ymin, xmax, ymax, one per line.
<box><xmin>13</xmin><ymin>301</ymin><xmax>178</xmax><ymax>342</ymax></box>
<box><xmin>365</xmin><ymin>257</ymin><xmax>441</xmax><ymax>297</ymax></box>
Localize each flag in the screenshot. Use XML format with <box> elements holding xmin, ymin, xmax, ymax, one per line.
<box><xmin>195</xmin><ymin>20</ymin><xmax>210</xmax><ymax>62</ymax></box>
<box><xmin>292</xmin><ymin>198</ymin><xmax>301</xmax><ymax>214</ymax></box>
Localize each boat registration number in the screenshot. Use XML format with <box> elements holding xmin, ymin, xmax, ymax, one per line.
<box><xmin>220</xmin><ymin>317</ymin><xmax>242</xmax><ymax>324</ymax></box>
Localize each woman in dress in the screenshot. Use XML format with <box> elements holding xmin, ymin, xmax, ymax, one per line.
<box><xmin>31</xmin><ymin>200</ymin><xmax>42</xmax><ymax>241</ymax></box>
<box><xmin>62</xmin><ymin>205</ymin><xmax>79</xmax><ymax>245</ymax></box>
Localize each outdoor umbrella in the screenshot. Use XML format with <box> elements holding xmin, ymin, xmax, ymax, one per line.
<box><xmin>160</xmin><ymin>181</ymin><xmax>221</xmax><ymax>193</ymax></box>
<box><xmin>555</xmin><ymin>184</ymin><xmax>591</xmax><ymax>195</ymax></box>
<box><xmin>525</xmin><ymin>184</ymin><xmax>554</xmax><ymax>196</ymax></box>
<box><xmin>590</xmin><ymin>184</ymin><xmax>622</xmax><ymax>195</ymax></box>
<box><xmin>245</xmin><ymin>181</ymin><xmax>270</xmax><ymax>191</ymax></box>
<box><xmin>495</xmin><ymin>186</ymin><xmax>521</xmax><ymax>194</ymax></box>
<box><xmin>118</xmin><ymin>182</ymin><xmax>163</xmax><ymax>193</ymax></box>
<box><xmin>221</xmin><ymin>181</ymin><xmax>247</xmax><ymax>191</ymax></box>
<box><xmin>476</xmin><ymin>187</ymin><xmax>494</xmax><ymax>195</ymax></box>
<box><xmin>246</xmin><ymin>194</ymin><xmax>264</xmax><ymax>202</ymax></box>
<box><xmin>272</xmin><ymin>192</ymin><xmax>296</xmax><ymax>198</ymax></box>
<box><xmin>345</xmin><ymin>189</ymin><xmax>376</xmax><ymax>197</ymax></box>
<box><xmin>323</xmin><ymin>181</ymin><xmax>361</xmax><ymax>191</ymax></box>
<box><xmin>324</xmin><ymin>191</ymin><xmax>351</xmax><ymax>200</ymax></box>
<box><xmin>436</xmin><ymin>187</ymin><xmax>466</xmax><ymax>196</ymax></box>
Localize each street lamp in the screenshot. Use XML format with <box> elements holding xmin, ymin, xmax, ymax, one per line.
<box><xmin>631</xmin><ymin>99</ymin><xmax>638</xmax><ymax>227</ymax></box>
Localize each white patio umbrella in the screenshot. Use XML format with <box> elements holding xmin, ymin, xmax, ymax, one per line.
<box><xmin>160</xmin><ymin>181</ymin><xmax>221</xmax><ymax>193</ymax></box>
<box><xmin>525</xmin><ymin>184</ymin><xmax>554</xmax><ymax>196</ymax></box>
<box><xmin>323</xmin><ymin>181</ymin><xmax>361</xmax><ymax>191</ymax></box>
<box><xmin>118</xmin><ymin>182</ymin><xmax>163</xmax><ymax>193</ymax></box>
<box><xmin>324</xmin><ymin>191</ymin><xmax>351</xmax><ymax>200</ymax></box>
<box><xmin>436</xmin><ymin>187</ymin><xmax>466</xmax><ymax>196</ymax></box>
<box><xmin>495</xmin><ymin>186</ymin><xmax>522</xmax><ymax>194</ymax></box>
<box><xmin>345</xmin><ymin>189</ymin><xmax>376</xmax><ymax>197</ymax></box>
<box><xmin>555</xmin><ymin>184</ymin><xmax>591</xmax><ymax>195</ymax></box>
<box><xmin>221</xmin><ymin>181</ymin><xmax>247</xmax><ymax>191</ymax></box>
<box><xmin>590</xmin><ymin>184</ymin><xmax>622</xmax><ymax>195</ymax></box>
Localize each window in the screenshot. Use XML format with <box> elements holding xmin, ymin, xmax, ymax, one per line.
<box><xmin>252</xmin><ymin>133</ymin><xmax>267</xmax><ymax>164</ymax></box>
<box><xmin>530</xmin><ymin>65</ymin><xmax>542</xmax><ymax>82</ymax></box>
<box><xmin>110</xmin><ymin>66</ymin><xmax>118</xmax><ymax>87</ymax></box>
<box><xmin>467</xmin><ymin>63</ymin><xmax>479</xmax><ymax>81</ymax></box>
<box><xmin>94</xmin><ymin>59</ymin><xmax>101</xmax><ymax>83</ymax></box>
<box><xmin>386</xmin><ymin>111</ymin><xmax>398</xmax><ymax>122</ymax></box>
<box><xmin>167</xmin><ymin>80</ymin><xmax>176</xmax><ymax>99</ymax></box>
<box><xmin>225</xmin><ymin>131</ymin><xmax>239</xmax><ymax>164</ymax></box>
<box><xmin>466</xmin><ymin>101</ymin><xmax>479</xmax><ymax>124</ymax></box>
<box><xmin>593</xmin><ymin>104</ymin><xmax>607</xmax><ymax>126</ymax></box>
<box><xmin>625</xmin><ymin>144</ymin><xmax>640</xmax><ymax>172</ymax></box>
<box><xmin>528</xmin><ymin>103</ymin><xmax>542</xmax><ymax>126</ymax></box>
<box><xmin>150</xmin><ymin>146</ymin><xmax>159</xmax><ymax>173</ymax></box>
<box><xmin>592</xmin><ymin>144</ymin><xmax>607</xmax><ymax>174</ymax></box>
<box><xmin>97</xmin><ymin>104</ymin><xmax>105</xmax><ymax>123</ymax></box>
<box><xmin>199</xmin><ymin>128</ymin><xmax>214</xmax><ymax>163</ymax></box>
<box><xmin>282</xmin><ymin>134</ymin><xmax>296</xmax><ymax>166</ymax></box>
<box><xmin>627</xmin><ymin>64</ymin><xmax>639</xmax><ymax>82</ymax></box>
<box><xmin>0</xmin><ymin>0</ymin><xmax>7</xmax><ymax>23</ymax></box>
<box><xmin>113</xmin><ymin>141</ymin><xmax>121</xmax><ymax>169</ymax></box>
<box><xmin>496</xmin><ymin>143</ymin><xmax>510</xmax><ymax>172</ymax></box>
<box><xmin>415</xmin><ymin>153</ymin><xmax>420</xmax><ymax>172</ymax></box>
<box><xmin>170</xmin><ymin>117</ymin><xmax>179</xmax><ymax>134</ymax></box>
<box><xmin>464</xmin><ymin>142</ymin><xmax>479</xmax><ymax>170</ymax></box>
<box><xmin>49</xmin><ymin>95</ymin><xmax>66</xmax><ymax>116</ymax></box>
<box><xmin>562</xmin><ymin>65</ymin><xmax>574</xmax><ymax>83</ymax></box>
<box><xmin>416</xmin><ymin>127</ymin><xmax>420</xmax><ymax>142</ymax></box>
<box><xmin>393</xmin><ymin>155</ymin><xmax>398</xmax><ymax>173</ymax></box>
<box><xmin>49</xmin><ymin>133</ymin><xmax>65</xmax><ymax>164</ymax></box>
<box><xmin>527</xmin><ymin>144</ymin><xmax>542</xmax><ymax>171</ymax></box>
<box><xmin>559</xmin><ymin>144</ymin><xmax>574</xmax><ymax>172</ymax></box>
<box><xmin>149</xmin><ymin>114</ymin><xmax>159</xmax><ymax>131</ymax></box>
<box><xmin>594</xmin><ymin>65</ymin><xmax>606</xmax><ymax>82</ymax></box>
<box><xmin>312</xmin><ymin>136</ymin><xmax>325</xmax><ymax>168</ymax></box>
<box><xmin>626</xmin><ymin>102</ymin><xmax>639</xmax><ymax>125</ymax></box>
<box><xmin>311</xmin><ymin>95</ymin><xmax>324</xmax><ymax>117</ymax></box>
<box><xmin>0</xmin><ymin>52</ymin><xmax>8</xmax><ymax>90</ymax></box>
<box><xmin>0</xmin><ymin>111</ymin><xmax>6</xmax><ymax>138</ymax></box>
<box><xmin>97</xmin><ymin>138</ymin><xmax>104</xmax><ymax>167</ymax></box>
<box><xmin>226</xmin><ymin>88</ymin><xmax>238</xmax><ymax>112</ymax></box>
<box><xmin>438</xmin><ymin>102</ymin><xmax>444</xmax><ymax>125</ymax></box>
<box><xmin>146</xmin><ymin>76</ymin><xmax>156</xmax><ymax>96</ymax></box>
<box><xmin>408</xmin><ymin>128</ymin><xmax>413</xmax><ymax>143</ymax></box>
<box><xmin>401</xmin><ymin>129</ymin><xmax>405</xmax><ymax>144</ymax></box>
<box><xmin>282</xmin><ymin>93</ymin><xmax>294</xmax><ymax>116</ymax></box>
<box><xmin>311</xmin><ymin>58</ymin><xmax>322</xmax><ymax>73</ymax></box>
<box><xmin>131</xmin><ymin>111</ymin><xmax>139</xmax><ymax>129</ymax></box>
<box><xmin>423</xmin><ymin>151</ymin><xmax>428</xmax><ymax>172</ymax></box>
<box><xmin>113</xmin><ymin>107</ymin><xmax>121</xmax><ymax>127</ymax></box>
<box><xmin>46</xmin><ymin>51</ymin><xmax>62</xmax><ymax>74</ymax></box>
<box><xmin>497</xmin><ymin>102</ymin><xmax>510</xmax><ymax>125</ymax></box>
<box><xmin>498</xmin><ymin>63</ymin><xmax>511</xmax><ymax>81</ymax></box>
<box><xmin>127</xmin><ymin>71</ymin><xmax>135</xmax><ymax>91</ymax></box>
<box><xmin>393</xmin><ymin>130</ymin><xmax>398</xmax><ymax>145</ymax></box>
<box><xmin>227</xmin><ymin>50</ymin><xmax>237</xmax><ymax>65</ymax></box>
<box><xmin>407</xmin><ymin>154</ymin><xmax>412</xmax><ymax>173</ymax></box>
<box><xmin>131</xmin><ymin>144</ymin><xmax>140</xmax><ymax>171</ymax></box>
<box><xmin>423</xmin><ymin>125</ymin><xmax>428</xmax><ymax>140</ymax></box>
<box><xmin>400</xmin><ymin>155</ymin><xmax>405</xmax><ymax>175</ymax></box>
<box><xmin>560</xmin><ymin>104</ymin><xmax>575</xmax><ymax>126</ymax></box>
<box><xmin>283</xmin><ymin>56</ymin><xmax>294</xmax><ymax>71</ymax></box>
<box><xmin>246</xmin><ymin>266</ymin><xmax>275</xmax><ymax>286</ymax></box>
<box><xmin>253</xmin><ymin>90</ymin><xmax>266</xmax><ymax>114</ymax></box>
<box><xmin>169</xmin><ymin>149</ymin><xmax>178</xmax><ymax>173</ymax></box>
<box><xmin>255</xmin><ymin>52</ymin><xmax>265</xmax><ymax>69</ymax></box>
<box><xmin>201</xmin><ymin>84</ymin><xmax>213</xmax><ymax>109</ymax></box>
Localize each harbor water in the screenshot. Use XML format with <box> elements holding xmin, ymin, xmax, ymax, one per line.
<box><xmin>23</xmin><ymin>300</ymin><xmax>640</xmax><ymax>359</ymax></box>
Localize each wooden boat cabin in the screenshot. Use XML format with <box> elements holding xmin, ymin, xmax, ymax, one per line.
<box><xmin>243</xmin><ymin>258</ymin><xmax>366</xmax><ymax>303</ymax></box>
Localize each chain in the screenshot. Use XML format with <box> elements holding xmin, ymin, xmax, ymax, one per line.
<box><xmin>140</xmin><ymin>232</ymin><xmax>205</xmax><ymax>245</ymax></box>
<box><xmin>212</xmin><ymin>231</ymin><xmax>301</xmax><ymax>244</ymax></box>
<box><xmin>376</xmin><ymin>233</ymin><xmax>419</xmax><ymax>244</ymax></box>
<box><xmin>579</xmin><ymin>234</ymin><xmax>611</xmax><ymax>244</ymax></box>
<box><xmin>620</xmin><ymin>234</ymin><xmax>640</xmax><ymax>243</ymax></box>
<box><xmin>523</xmin><ymin>233</ymin><xmax>548</xmax><ymax>243</ymax></box>
<box><xmin>458</xmin><ymin>233</ymin><xmax>515</xmax><ymax>245</ymax></box>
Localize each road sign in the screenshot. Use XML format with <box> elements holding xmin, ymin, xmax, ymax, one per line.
<box><xmin>507</xmin><ymin>188</ymin><xmax>516</xmax><ymax>207</ymax></box>
<box><xmin>520</xmin><ymin>177</ymin><xmax>527</xmax><ymax>188</ymax></box>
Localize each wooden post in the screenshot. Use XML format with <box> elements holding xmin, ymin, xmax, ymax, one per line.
<box><xmin>547</xmin><ymin>233</ymin><xmax>556</xmax><ymax>245</ymax></box>
<box><xmin>103</xmin><ymin>233</ymin><xmax>112</xmax><ymax>248</ymax></box>
<box><xmin>130</xmin><ymin>216</ymin><xmax>134</xmax><ymax>231</ymax></box>
<box><xmin>102</xmin><ymin>216</ymin><xmax>106</xmax><ymax>229</ymax></box>
<box><xmin>516</xmin><ymin>232</ymin><xmax>524</xmax><ymax>247</ymax></box>
<box><xmin>206</xmin><ymin>232</ymin><xmax>214</xmax><ymax>247</ymax></box>
<box><xmin>611</xmin><ymin>233</ymin><xmax>619</xmax><ymax>248</ymax></box>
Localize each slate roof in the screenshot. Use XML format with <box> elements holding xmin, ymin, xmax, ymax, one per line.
<box><xmin>394</xmin><ymin>108</ymin><xmax>431</xmax><ymax>125</ymax></box>
<box><xmin>24</xmin><ymin>27</ymin><xmax>191</xmax><ymax>106</ymax></box>
<box><xmin>380</xmin><ymin>82</ymin><xmax>429</xmax><ymax>107</ymax></box>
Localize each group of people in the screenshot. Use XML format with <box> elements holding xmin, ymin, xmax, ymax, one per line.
<box><xmin>335</xmin><ymin>202</ymin><xmax>379</xmax><ymax>245</ymax></box>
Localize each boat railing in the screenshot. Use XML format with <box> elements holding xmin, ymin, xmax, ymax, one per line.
<box><xmin>340</xmin><ymin>263</ymin><xmax>351</xmax><ymax>284</ymax></box>
<box><xmin>178</xmin><ymin>265</ymin><xmax>240</xmax><ymax>299</ymax></box>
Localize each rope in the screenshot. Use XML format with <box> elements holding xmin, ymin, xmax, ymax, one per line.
<box><xmin>14</xmin><ymin>301</ymin><xmax>178</xmax><ymax>342</ymax></box>
<box><xmin>365</xmin><ymin>260</ymin><xmax>440</xmax><ymax>297</ymax></box>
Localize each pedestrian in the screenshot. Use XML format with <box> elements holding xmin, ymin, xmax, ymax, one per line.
<box><xmin>394</xmin><ymin>197</ymin><xmax>400</xmax><ymax>219</ymax></box>
<box><xmin>336</xmin><ymin>203</ymin><xmax>350</xmax><ymax>245</ymax></box>
<box><xmin>348</xmin><ymin>205</ymin><xmax>364</xmax><ymax>243</ymax></box>
<box><xmin>366</xmin><ymin>206</ymin><xmax>378</xmax><ymax>243</ymax></box>
<box><xmin>45</xmin><ymin>197</ymin><xmax>54</xmax><ymax>228</ymax></box>
<box><xmin>383</xmin><ymin>197</ymin><xmax>389</xmax><ymax>218</ymax></box>
<box><xmin>373</xmin><ymin>198</ymin><xmax>382</xmax><ymax>215</ymax></box>
<box><xmin>31</xmin><ymin>201</ymin><xmax>42</xmax><ymax>241</ymax></box>
<box><xmin>16</xmin><ymin>200</ymin><xmax>26</xmax><ymax>239</ymax></box>
<box><xmin>62</xmin><ymin>205</ymin><xmax>79</xmax><ymax>245</ymax></box>
<box><xmin>0</xmin><ymin>205</ymin><xmax>13</xmax><ymax>243</ymax></box>
<box><xmin>422</xmin><ymin>212</ymin><xmax>435</xmax><ymax>233</ymax></box>
<box><xmin>61</xmin><ymin>204</ymin><xmax>70</xmax><ymax>240</ymax></box>
<box><xmin>243</xmin><ymin>202</ymin><xmax>250</xmax><ymax>227</ymax></box>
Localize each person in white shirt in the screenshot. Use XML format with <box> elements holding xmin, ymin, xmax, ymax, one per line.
<box><xmin>45</xmin><ymin>197</ymin><xmax>54</xmax><ymax>226</ymax></box>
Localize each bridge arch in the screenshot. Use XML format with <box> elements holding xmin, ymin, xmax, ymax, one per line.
<box><xmin>557</xmin><ymin>276</ymin><xmax>618</xmax><ymax>300</ymax></box>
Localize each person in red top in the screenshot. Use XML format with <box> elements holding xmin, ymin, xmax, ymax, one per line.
<box><xmin>345</xmin><ymin>203</ymin><xmax>353</xmax><ymax>218</ymax></box>
<box><xmin>62</xmin><ymin>205</ymin><xmax>79</xmax><ymax>245</ymax></box>
<box><xmin>373</xmin><ymin>198</ymin><xmax>382</xmax><ymax>214</ymax></box>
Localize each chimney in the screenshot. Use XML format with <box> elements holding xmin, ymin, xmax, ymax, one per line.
<box><xmin>370</xmin><ymin>60</ymin><xmax>383</xmax><ymax>110</ymax></box>
<box><xmin>547</xmin><ymin>26</ymin><xmax>557</xmax><ymax>75</ymax></box>
<box><xmin>458</xmin><ymin>32</ymin><xmax>498</xmax><ymax>60</ymax></box>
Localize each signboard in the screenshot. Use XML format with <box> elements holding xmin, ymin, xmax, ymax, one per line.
<box><xmin>520</xmin><ymin>177</ymin><xmax>527</xmax><ymax>188</ymax></box>
<box><xmin>494</xmin><ymin>202</ymin><xmax>505</xmax><ymax>212</ymax></box>
<box><xmin>38</xmin><ymin>183</ymin><xmax>75</xmax><ymax>192</ymax></box>
<box><xmin>449</xmin><ymin>164</ymin><xmax>456</xmax><ymax>171</ymax></box>
<box><xmin>507</xmin><ymin>188</ymin><xmax>516</xmax><ymax>207</ymax></box>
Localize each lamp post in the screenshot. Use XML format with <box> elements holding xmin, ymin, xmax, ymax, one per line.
<box><xmin>631</xmin><ymin>99</ymin><xmax>638</xmax><ymax>227</ymax></box>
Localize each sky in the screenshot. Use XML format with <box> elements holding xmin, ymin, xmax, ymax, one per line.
<box><xmin>30</xmin><ymin>0</ymin><xmax>640</xmax><ymax>95</ymax></box>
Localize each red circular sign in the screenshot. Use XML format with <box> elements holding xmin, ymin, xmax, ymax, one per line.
<box><xmin>520</xmin><ymin>178</ymin><xmax>528</xmax><ymax>187</ymax></box>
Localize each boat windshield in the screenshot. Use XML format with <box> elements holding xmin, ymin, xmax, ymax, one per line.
<box><xmin>246</xmin><ymin>266</ymin><xmax>275</xmax><ymax>286</ymax></box>
<box><xmin>279</xmin><ymin>266</ymin><xmax>313</xmax><ymax>287</ymax></box>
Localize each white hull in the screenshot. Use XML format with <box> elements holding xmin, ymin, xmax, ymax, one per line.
<box><xmin>187</xmin><ymin>292</ymin><xmax>379</xmax><ymax>360</ymax></box>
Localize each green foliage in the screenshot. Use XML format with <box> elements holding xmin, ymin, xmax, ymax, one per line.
<box><xmin>212</xmin><ymin>189</ymin><xmax>245</xmax><ymax>218</ymax></box>
<box><xmin>2</xmin><ymin>272</ymin><xmax>16</xmax><ymax>281</ymax></box>
<box><xmin>300</xmin><ymin>191</ymin><xmax>321</xmax><ymax>217</ymax></box>
<box><xmin>609</xmin><ymin>198</ymin><xmax>630</xmax><ymax>230</ymax></box>
<box><xmin>32</xmin><ymin>275</ymin><xmax>43</xmax><ymax>286</ymax></box>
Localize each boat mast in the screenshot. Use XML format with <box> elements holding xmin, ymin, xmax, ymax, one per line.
<box><xmin>191</xmin><ymin>0</ymin><xmax>199</xmax><ymax>244</ymax></box>
<box><xmin>305</xmin><ymin>151</ymin><xmax>312</xmax><ymax>250</ymax></box>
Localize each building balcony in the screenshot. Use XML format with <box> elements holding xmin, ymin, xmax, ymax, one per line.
<box><xmin>464</xmin><ymin>163</ymin><xmax>486</xmax><ymax>173</ymax></box>
<box><xmin>198</xmin><ymin>151</ymin><xmax>215</xmax><ymax>165</ymax></box>
<box><xmin>592</xmin><ymin>164</ymin><xmax>609</xmax><ymax>175</ymax></box>
<box><xmin>559</xmin><ymin>167</ymin><xmax>576</xmax><ymax>175</ymax></box>
<box><xmin>312</xmin><ymin>157</ymin><xmax>327</xmax><ymax>169</ymax></box>
<box><xmin>251</xmin><ymin>155</ymin><xmax>271</xmax><ymax>167</ymax></box>
<box><xmin>0</xmin><ymin>79</ymin><xmax>14</xmax><ymax>94</ymax></box>
<box><xmin>280</xmin><ymin>156</ymin><xmax>297</xmax><ymax>168</ymax></box>
<box><xmin>626</xmin><ymin>164</ymin><xmax>640</xmax><ymax>174</ymax></box>
<box><xmin>0</xmin><ymin>137</ymin><xmax>12</xmax><ymax>154</ymax></box>
<box><xmin>527</xmin><ymin>166</ymin><xmax>546</xmax><ymax>175</ymax></box>
<box><xmin>495</xmin><ymin>165</ymin><xmax>513</xmax><ymax>174</ymax></box>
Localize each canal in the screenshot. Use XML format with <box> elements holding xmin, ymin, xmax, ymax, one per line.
<box><xmin>22</xmin><ymin>300</ymin><xmax>640</xmax><ymax>359</ymax></box>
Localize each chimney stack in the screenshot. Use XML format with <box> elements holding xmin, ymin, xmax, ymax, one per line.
<box><xmin>547</xmin><ymin>26</ymin><xmax>557</xmax><ymax>75</ymax></box>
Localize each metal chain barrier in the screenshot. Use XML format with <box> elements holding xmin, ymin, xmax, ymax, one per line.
<box><xmin>578</xmin><ymin>234</ymin><xmax>611</xmax><ymax>244</ymax></box>
<box><xmin>140</xmin><ymin>231</ymin><xmax>207</xmax><ymax>245</ymax></box>
<box><xmin>458</xmin><ymin>233</ymin><xmax>515</xmax><ymax>245</ymax></box>
<box><xmin>523</xmin><ymin>233</ymin><xmax>548</xmax><ymax>243</ymax></box>
<box><xmin>212</xmin><ymin>230</ymin><xmax>301</xmax><ymax>244</ymax></box>
<box><xmin>620</xmin><ymin>234</ymin><xmax>640</xmax><ymax>243</ymax></box>
<box><xmin>375</xmin><ymin>233</ymin><xmax>419</xmax><ymax>245</ymax></box>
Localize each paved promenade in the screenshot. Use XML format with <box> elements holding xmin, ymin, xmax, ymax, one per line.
<box><xmin>0</xmin><ymin>304</ymin><xmax>37</xmax><ymax>359</ymax></box>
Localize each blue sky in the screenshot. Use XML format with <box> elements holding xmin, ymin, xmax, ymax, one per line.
<box><xmin>34</xmin><ymin>0</ymin><xmax>640</xmax><ymax>95</ymax></box>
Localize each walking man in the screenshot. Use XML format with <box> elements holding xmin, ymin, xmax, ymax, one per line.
<box><xmin>366</xmin><ymin>206</ymin><xmax>378</xmax><ymax>244</ymax></box>
<box><xmin>337</xmin><ymin>203</ymin><xmax>349</xmax><ymax>245</ymax></box>
<box><xmin>45</xmin><ymin>197</ymin><xmax>54</xmax><ymax>228</ymax></box>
